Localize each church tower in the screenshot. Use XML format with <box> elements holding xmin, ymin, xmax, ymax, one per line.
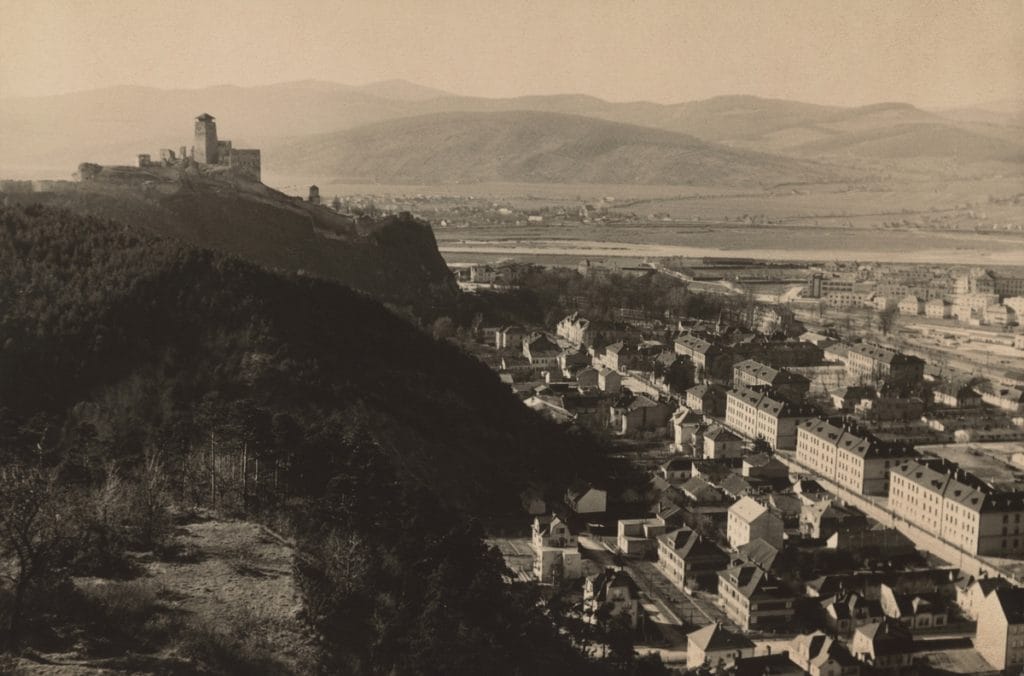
<box><xmin>194</xmin><ymin>113</ymin><xmax>219</xmax><ymax>164</ymax></box>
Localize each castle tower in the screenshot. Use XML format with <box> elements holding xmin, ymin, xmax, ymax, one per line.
<box><xmin>308</xmin><ymin>185</ymin><xmax>320</xmax><ymax>205</ymax></box>
<box><xmin>194</xmin><ymin>113</ymin><xmax>218</xmax><ymax>164</ymax></box>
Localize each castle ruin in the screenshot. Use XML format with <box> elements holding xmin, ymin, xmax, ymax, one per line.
<box><xmin>134</xmin><ymin>113</ymin><xmax>262</xmax><ymax>183</ymax></box>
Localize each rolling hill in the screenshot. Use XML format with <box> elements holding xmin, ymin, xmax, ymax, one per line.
<box><xmin>3</xmin><ymin>80</ymin><xmax>1021</xmax><ymax>181</ymax></box>
<box><xmin>263</xmin><ymin>110</ymin><xmax>852</xmax><ymax>186</ymax></box>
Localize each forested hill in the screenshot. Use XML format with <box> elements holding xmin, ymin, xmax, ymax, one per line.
<box><xmin>0</xmin><ymin>203</ymin><xmax>605</xmax><ymax>514</ymax></box>
<box><xmin>0</xmin><ymin>178</ymin><xmax>457</xmax><ymax>312</ymax></box>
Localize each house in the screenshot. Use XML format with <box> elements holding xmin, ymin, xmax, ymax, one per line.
<box><xmin>734</xmin><ymin>538</ymin><xmax>780</xmax><ymax>573</ymax></box>
<box><xmin>742</xmin><ymin>453</ymin><xmax>789</xmax><ymax>481</ymax></box>
<box><xmin>560</xmin><ymin>349</ymin><xmax>592</xmax><ymax>379</ymax></box>
<box><xmin>718</xmin><ymin>564</ymin><xmax>795</xmax><ymax>630</ymax></box>
<box><xmin>975</xmin><ymin>587</ymin><xmax>1024</xmax><ymax>672</ymax></box>
<box><xmin>531</xmin><ymin>515</ymin><xmax>582</xmax><ymax>583</ymax></box>
<box><xmin>656</xmin><ymin>528</ymin><xmax>728</xmax><ymax>593</ymax></box>
<box><xmin>495</xmin><ymin>324</ymin><xmax>526</xmax><ymax>350</ymax></box>
<box><xmin>822</xmin><ymin>593</ymin><xmax>885</xmax><ymax>637</ymax></box>
<box><xmin>956</xmin><ymin>575</ymin><xmax>1012</xmax><ymax>621</ymax></box>
<box><xmin>671</xmin><ymin>406</ymin><xmax>703</xmax><ymax>451</ymax></box>
<box><xmin>826</xmin><ymin>525</ymin><xmax>915</xmax><ymax>556</ymax></box>
<box><xmin>898</xmin><ymin>295</ymin><xmax>924</xmax><ymax>315</ymax></box>
<box><xmin>584</xmin><ymin>568</ymin><xmax>641</xmax><ymax>629</ymax></box>
<box><xmin>575</xmin><ymin>366</ymin><xmax>599</xmax><ymax>389</ymax></box>
<box><xmin>789</xmin><ymin>630</ymin><xmax>862</xmax><ymax>676</ymax></box>
<box><xmin>933</xmin><ymin>381</ymin><xmax>983</xmax><ymax>409</ymax></box>
<box><xmin>703</xmin><ymin>425</ymin><xmax>745</xmax><ymax>458</ymax></box>
<box><xmin>685</xmin><ymin>622</ymin><xmax>755</xmax><ymax>671</ymax></box>
<box><xmin>830</xmin><ymin>385</ymin><xmax>877</xmax><ymax>412</ymax></box>
<box><xmin>612</xmin><ymin>394</ymin><xmax>672</xmax><ymax>436</ymax></box>
<box><xmin>767</xmin><ymin>492</ymin><xmax>803</xmax><ymax>529</ymax></box>
<box><xmin>850</xmin><ymin>620</ymin><xmax>914</xmax><ymax>674</ymax></box>
<box><xmin>686</xmin><ymin>382</ymin><xmax>728</xmax><ymax>417</ymax></box>
<box><xmin>791</xmin><ymin>477</ymin><xmax>829</xmax><ymax>502</ymax></box>
<box><xmin>800</xmin><ymin>500</ymin><xmax>868</xmax><ymax>539</ymax></box>
<box><xmin>984</xmin><ymin>303</ymin><xmax>1015</xmax><ymax>327</ymax></box>
<box><xmin>565</xmin><ymin>483</ymin><xmax>607</xmax><ymax>514</ymax></box>
<box><xmin>879</xmin><ymin>584</ymin><xmax>948</xmax><ymax>630</ymax></box>
<box><xmin>732</xmin><ymin>359</ymin><xmax>811</xmax><ymax>402</ymax></box>
<box><xmin>732</xmin><ymin>653</ymin><xmax>805</xmax><ymax>676</ymax></box>
<box><xmin>522</xmin><ymin>332</ymin><xmax>562</xmax><ymax>367</ymax></box>
<box><xmin>728</xmin><ymin>496</ymin><xmax>784</xmax><ymax>550</ymax></box>
<box><xmin>617</xmin><ymin>517</ymin><xmax>667</xmax><ymax>557</ymax></box>
<box><xmin>681</xmin><ymin>476</ymin><xmax>726</xmax><ymax>505</ymax></box>
<box><xmin>658</xmin><ymin>457</ymin><xmax>694</xmax><ymax>483</ymax></box>
<box><xmin>719</xmin><ymin>474</ymin><xmax>756</xmax><ymax>499</ymax></box>
<box><xmin>597</xmin><ymin>367</ymin><xmax>622</xmax><ymax>393</ymax></box>
<box><xmin>924</xmin><ymin>298</ymin><xmax>952</xmax><ymax>319</ymax></box>
<box><xmin>674</xmin><ymin>332</ymin><xmax>730</xmax><ymax>382</ymax></box>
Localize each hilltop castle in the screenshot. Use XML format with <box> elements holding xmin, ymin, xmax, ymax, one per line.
<box><xmin>134</xmin><ymin>113</ymin><xmax>262</xmax><ymax>182</ymax></box>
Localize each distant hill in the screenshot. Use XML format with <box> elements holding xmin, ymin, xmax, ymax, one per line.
<box><xmin>0</xmin><ymin>173</ymin><xmax>456</xmax><ymax>309</ymax></box>
<box><xmin>264</xmin><ymin>110</ymin><xmax>850</xmax><ymax>186</ymax></box>
<box><xmin>787</xmin><ymin>122</ymin><xmax>1024</xmax><ymax>162</ymax></box>
<box><xmin>1</xmin><ymin>80</ymin><xmax>1020</xmax><ymax>180</ymax></box>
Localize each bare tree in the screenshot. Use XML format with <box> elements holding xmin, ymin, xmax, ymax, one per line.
<box><xmin>0</xmin><ymin>465</ymin><xmax>70</xmax><ymax>649</ymax></box>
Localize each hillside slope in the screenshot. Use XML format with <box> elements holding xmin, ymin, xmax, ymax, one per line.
<box><xmin>0</xmin><ymin>203</ymin><xmax>604</xmax><ymax>513</ymax></box>
<box><xmin>264</xmin><ymin>110</ymin><xmax>850</xmax><ymax>186</ymax></box>
<box><xmin>0</xmin><ymin>175</ymin><xmax>456</xmax><ymax>310</ymax></box>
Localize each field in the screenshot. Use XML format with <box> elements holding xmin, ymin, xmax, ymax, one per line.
<box><xmin>265</xmin><ymin>176</ymin><xmax>1024</xmax><ymax>267</ymax></box>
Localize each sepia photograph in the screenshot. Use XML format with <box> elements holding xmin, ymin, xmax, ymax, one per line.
<box><xmin>1</xmin><ymin>0</ymin><xmax>1023</xmax><ymax>673</ymax></box>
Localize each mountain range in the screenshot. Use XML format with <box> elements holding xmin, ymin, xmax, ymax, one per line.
<box><xmin>1</xmin><ymin>80</ymin><xmax>1021</xmax><ymax>184</ymax></box>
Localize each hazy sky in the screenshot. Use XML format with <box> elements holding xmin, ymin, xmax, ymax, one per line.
<box><xmin>1</xmin><ymin>0</ymin><xmax>1021</xmax><ymax>108</ymax></box>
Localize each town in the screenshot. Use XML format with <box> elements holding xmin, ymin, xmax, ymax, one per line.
<box><xmin>462</xmin><ymin>258</ymin><xmax>1024</xmax><ymax>674</ymax></box>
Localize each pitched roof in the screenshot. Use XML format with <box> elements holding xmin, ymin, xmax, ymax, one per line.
<box><xmin>735</xmin><ymin>538</ymin><xmax>779</xmax><ymax>571</ymax></box>
<box><xmin>729</xmin><ymin>496</ymin><xmax>769</xmax><ymax>522</ymax></box>
<box><xmin>992</xmin><ymin>588</ymin><xmax>1024</xmax><ymax>624</ymax></box>
<box><xmin>687</xmin><ymin>623</ymin><xmax>755</xmax><ymax>653</ymax></box>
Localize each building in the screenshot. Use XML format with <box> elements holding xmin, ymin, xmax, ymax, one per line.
<box><xmin>531</xmin><ymin>514</ymin><xmax>582</xmax><ymax>582</ymax></box>
<box><xmin>617</xmin><ymin>517</ymin><xmax>667</xmax><ymax>557</ymax></box>
<box><xmin>953</xmin><ymin>292</ymin><xmax>1000</xmax><ymax>322</ymax></box>
<box><xmin>898</xmin><ymin>295</ymin><xmax>924</xmax><ymax>315</ymax></box>
<box><xmin>732</xmin><ymin>359</ymin><xmax>810</xmax><ymax>402</ymax></box>
<box><xmin>584</xmin><ymin>569</ymin><xmax>641</xmax><ymax>629</ymax></box>
<box><xmin>671</xmin><ymin>406</ymin><xmax>703</xmax><ymax>451</ymax></box>
<box><xmin>924</xmin><ymin>298</ymin><xmax>952</xmax><ymax>319</ymax></box>
<box><xmin>725</xmin><ymin>385</ymin><xmax>816</xmax><ymax>450</ymax></box>
<box><xmin>566</xmin><ymin>483</ymin><xmax>607</xmax><ymax>514</ymax></box>
<box><xmin>597</xmin><ymin>367</ymin><xmax>622</xmax><ymax>394</ymax></box>
<box><xmin>718</xmin><ymin>564</ymin><xmax>795</xmax><ymax>630</ymax></box>
<box><xmin>844</xmin><ymin>343</ymin><xmax>924</xmax><ymax>387</ymax></box>
<box><xmin>686</xmin><ymin>623</ymin><xmax>755</xmax><ymax>671</ymax></box>
<box><xmin>850</xmin><ymin>621</ymin><xmax>913</xmax><ymax>675</ymax></box>
<box><xmin>955</xmin><ymin>575</ymin><xmax>1011</xmax><ymax>620</ymax></box>
<box><xmin>728</xmin><ymin>496</ymin><xmax>784</xmax><ymax>550</ymax></box>
<box><xmin>522</xmin><ymin>332</ymin><xmax>561</xmax><ymax>367</ymax></box>
<box><xmin>187</xmin><ymin>113</ymin><xmax>261</xmax><ymax>181</ymax></box>
<box><xmin>879</xmin><ymin>584</ymin><xmax>948</xmax><ymax>630</ymax></box>
<box><xmin>307</xmin><ymin>185</ymin><xmax>320</xmax><ymax>205</ymax></box>
<box><xmin>984</xmin><ymin>303</ymin><xmax>1016</xmax><ymax>327</ymax></box>
<box><xmin>975</xmin><ymin>382</ymin><xmax>1024</xmax><ymax>413</ymax></box>
<box><xmin>658</xmin><ymin>456</ymin><xmax>694</xmax><ymax>483</ymax></box>
<box><xmin>933</xmin><ymin>381</ymin><xmax>983</xmax><ymax>409</ymax></box>
<box><xmin>789</xmin><ymin>630</ymin><xmax>862</xmax><ymax>676</ymax></box>
<box><xmin>495</xmin><ymin>325</ymin><xmax>527</xmax><ymax>350</ymax></box>
<box><xmin>674</xmin><ymin>332</ymin><xmax>729</xmax><ymax>382</ymax></box>
<box><xmin>795</xmin><ymin>419</ymin><xmax>916</xmax><ymax>496</ymax></box>
<box><xmin>800</xmin><ymin>500</ymin><xmax>868</xmax><ymax>539</ymax></box>
<box><xmin>656</xmin><ymin>528</ymin><xmax>728</xmax><ymax>593</ymax></box>
<box><xmin>888</xmin><ymin>459</ymin><xmax>1024</xmax><ymax>557</ymax></box>
<box><xmin>822</xmin><ymin>593</ymin><xmax>885</xmax><ymax>638</ymax></box>
<box><xmin>975</xmin><ymin>587</ymin><xmax>1024</xmax><ymax>672</ymax></box>
<box><xmin>702</xmin><ymin>425</ymin><xmax>745</xmax><ymax>459</ymax></box>
<box><xmin>686</xmin><ymin>383</ymin><xmax>728</xmax><ymax>416</ymax></box>
<box><xmin>611</xmin><ymin>394</ymin><xmax>672</xmax><ymax>436</ymax></box>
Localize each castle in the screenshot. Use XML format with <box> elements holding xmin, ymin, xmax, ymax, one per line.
<box><xmin>135</xmin><ymin>113</ymin><xmax>261</xmax><ymax>182</ymax></box>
